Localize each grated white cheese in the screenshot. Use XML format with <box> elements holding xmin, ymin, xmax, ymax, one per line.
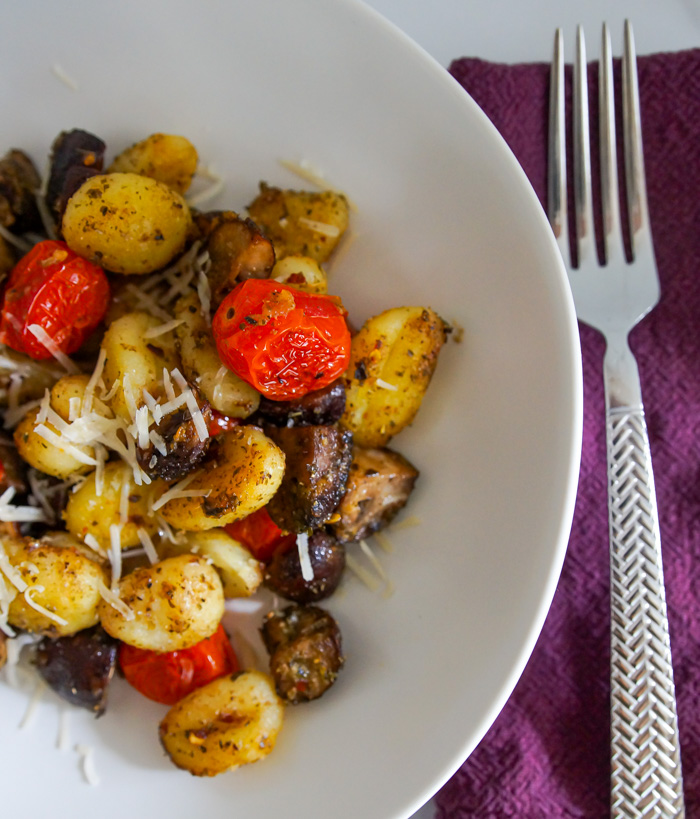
<box><xmin>75</xmin><ymin>744</ymin><xmax>100</xmax><ymax>787</ymax></box>
<box><xmin>151</xmin><ymin>472</ymin><xmax>209</xmax><ymax>511</ymax></box>
<box><xmin>359</xmin><ymin>539</ymin><xmax>389</xmax><ymax>582</ymax></box>
<box><xmin>134</xmin><ymin>405</ymin><xmax>150</xmax><ymax>450</ymax></box>
<box><xmin>373</xmin><ymin>530</ymin><xmax>394</xmax><ymax>553</ymax></box>
<box><xmin>97</xmin><ymin>579</ymin><xmax>134</xmax><ymax>621</ymax></box>
<box><xmin>297</xmin><ymin>217</ymin><xmax>341</xmax><ymax>238</ymax></box>
<box><xmin>0</xmin><ymin>538</ymin><xmax>28</xmax><ymax>593</ymax></box>
<box><xmin>108</xmin><ymin>524</ymin><xmax>123</xmax><ymax>590</ymax></box>
<box><xmin>186</xmin><ymin>164</ymin><xmax>225</xmax><ymax>208</ymax></box>
<box><xmin>0</xmin><ymin>486</ymin><xmax>49</xmax><ymax>523</ymax></box>
<box><xmin>345</xmin><ymin>552</ymin><xmax>382</xmax><ymax>592</ymax></box>
<box><xmin>197</xmin><ymin>269</ymin><xmax>212</xmax><ymax>325</ymax></box>
<box><xmin>162</xmin><ymin>367</ymin><xmax>176</xmax><ymax>402</ymax></box>
<box><xmin>18</xmin><ymin>677</ymin><xmax>45</xmax><ymax>730</ymax></box>
<box><xmin>375</xmin><ymin>378</ymin><xmax>398</xmax><ymax>391</ymax></box>
<box><xmin>172</xmin><ymin>368</ymin><xmax>209</xmax><ymax>443</ymax></box>
<box><xmin>51</xmin><ymin>63</ymin><xmax>78</xmax><ymax>91</ymax></box>
<box><xmin>83</xmin><ymin>533</ymin><xmax>107</xmax><ymax>560</ymax></box>
<box><xmin>27</xmin><ymin>325</ymin><xmax>81</xmax><ymax>374</ymax></box>
<box><xmin>137</xmin><ymin>527</ymin><xmax>159</xmax><ymax>565</ymax></box>
<box><xmin>143</xmin><ymin>318</ymin><xmax>185</xmax><ymax>339</ymax></box>
<box><xmin>81</xmin><ymin>348</ymin><xmax>106</xmax><ymax>417</ymax></box>
<box><xmin>296</xmin><ymin>532</ymin><xmax>314</xmax><ymax>582</ymax></box>
<box><xmin>34</xmin><ymin>423</ymin><xmax>97</xmax><ymax>466</ymax></box>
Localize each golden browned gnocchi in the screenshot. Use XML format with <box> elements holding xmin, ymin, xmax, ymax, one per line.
<box><xmin>98</xmin><ymin>554</ymin><xmax>224</xmax><ymax>651</ymax></box>
<box><xmin>62</xmin><ymin>172</ymin><xmax>192</xmax><ymax>275</ymax></box>
<box><xmin>100</xmin><ymin>310</ymin><xmax>179</xmax><ymax>421</ymax></box>
<box><xmin>1</xmin><ymin>534</ymin><xmax>108</xmax><ymax>636</ymax></box>
<box><xmin>341</xmin><ymin>306</ymin><xmax>448</xmax><ymax>447</ymax></box>
<box><xmin>158</xmin><ymin>426</ymin><xmax>285</xmax><ymax>531</ymax></box>
<box><xmin>271</xmin><ymin>253</ymin><xmax>328</xmax><ymax>294</ymax></box>
<box><xmin>165</xmin><ymin>529</ymin><xmax>263</xmax><ymax>598</ymax></box>
<box><xmin>107</xmin><ymin>133</ymin><xmax>198</xmax><ymax>194</ymax></box>
<box><xmin>247</xmin><ymin>183</ymin><xmax>349</xmax><ymax>263</ymax></box>
<box><xmin>63</xmin><ymin>460</ymin><xmax>166</xmax><ymax>550</ymax></box>
<box><xmin>159</xmin><ymin>670</ymin><xmax>284</xmax><ymax>776</ymax></box>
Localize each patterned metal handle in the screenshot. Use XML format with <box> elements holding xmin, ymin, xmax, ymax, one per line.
<box><xmin>605</xmin><ymin>339</ymin><xmax>685</xmax><ymax>818</ymax></box>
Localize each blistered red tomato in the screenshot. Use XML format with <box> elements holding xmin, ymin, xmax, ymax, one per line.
<box><xmin>118</xmin><ymin>623</ymin><xmax>238</xmax><ymax>705</ymax></box>
<box><xmin>225</xmin><ymin>507</ymin><xmax>295</xmax><ymax>563</ymax></box>
<box><xmin>212</xmin><ymin>279</ymin><xmax>351</xmax><ymax>401</ymax></box>
<box><xmin>207</xmin><ymin>408</ymin><xmax>241</xmax><ymax>437</ymax></box>
<box><xmin>0</xmin><ymin>240</ymin><xmax>110</xmax><ymax>360</ymax></box>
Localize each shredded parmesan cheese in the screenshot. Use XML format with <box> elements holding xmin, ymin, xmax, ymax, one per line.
<box><xmin>345</xmin><ymin>552</ymin><xmax>382</xmax><ymax>592</ymax></box>
<box><xmin>137</xmin><ymin>527</ymin><xmax>159</xmax><ymax>565</ymax></box>
<box><xmin>75</xmin><ymin>744</ymin><xmax>100</xmax><ymax>786</ymax></box>
<box><xmin>375</xmin><ymin>378</ymin><xmax>398</xmax><ymax>391</ymax></box>
<box><xmin>297</xmin><ymin>217</ymin><xmax>341</xmax><ymax>238</ymax></box>
<box><xmin>296</xmin><ymin>532</ymin><xmax>314</xmax><ymax>582</ymax></box>
<box><xmin>97</xmin><ymin>579</ymin><xmax>134</xmax><ymax>621</ymax></box>
<box><xmin>108</xmin><ymin>524</ymin><xmax>123</xmax><ymax>589</ymax></box>
<box><xmin>186</xmin><ymin>165</ymin><xmax>225</xmax><ymax>208</ymax></box>
<box><xmin>27</xmin><ymin>325</ymin><xmax>81</xmax><ymax>373</ymax></box>
<box><xmin>143</xmin><ymin>318</ymin><xmax>185</xmax><ymax>339</ymax></box>
<box><xmin>0</xmin><ymin>486</ymin><xmax>49</xmax><ymax>524</ymax></box>
<box><xmin>18</xmin><ymin>677</ymin><xmax>45</xmax><ymax>730</ymax></box>
<box><xmin>51</xmin><ymin>63</ymin><xmax>78</xmax><ymax>90</ymax></box>
<box><xmin>151</xmin><ymin>472</ymin><xmax>209</xmax><ymax>512</ymax></box>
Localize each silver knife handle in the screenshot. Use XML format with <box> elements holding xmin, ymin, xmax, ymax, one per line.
<box><xmin>605</xmin><ymin>342</ymin><xmax>685</xmax><ymax>818</ymax></box>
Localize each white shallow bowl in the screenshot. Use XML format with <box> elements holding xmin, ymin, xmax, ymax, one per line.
<box><xmin>0</xmin><ymin>2</ymin><xmax>582</xmax><ymax>818</ymax></box>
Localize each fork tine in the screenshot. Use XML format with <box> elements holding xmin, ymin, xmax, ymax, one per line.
<box><xmin>548</xmin><ymin>28</ymin><xmax>569</xmax><ymax>265</ymax></box>
<box><xmin>599</xmin><ymin>23</ymin><xmax>624</xmax><ymax>265</ymax></box>
<box><xmin>573</xmin><ymin>26</ymin><xmax>596</xmax><ymax>267</ymax></box>
<box><xmin>622</xmin><ymin>20</ymin><xmax>651</xmax><ymax>259</ymax></box>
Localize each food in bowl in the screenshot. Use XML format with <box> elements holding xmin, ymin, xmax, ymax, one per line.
<box><xmin>0</xmin><ymin>129</ymin><xmax>448</xmax><ymax>776</ymax></box>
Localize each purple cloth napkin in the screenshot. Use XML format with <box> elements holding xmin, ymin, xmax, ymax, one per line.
<box><xmin>435</xmin><ymin>49</ymin><xmax>700</xmax><ymax>817</ymax></box>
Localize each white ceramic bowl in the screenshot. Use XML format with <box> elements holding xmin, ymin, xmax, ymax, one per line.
<box><xmin>0</xmin><ymin>2</ymin><xmax>581</xmax><ymax>817</ymax></box>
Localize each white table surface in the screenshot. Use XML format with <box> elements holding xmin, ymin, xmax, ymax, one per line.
<box><xmin>358</xmin><ymin>1</ymin><xmax>700</xmax><ymax>816</ymax></box>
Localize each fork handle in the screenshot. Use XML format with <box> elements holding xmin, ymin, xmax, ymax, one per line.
<box><xmin>604</xmin><ymin>340</ymin><xmax>685</xmax><ymax>818</ymax></box>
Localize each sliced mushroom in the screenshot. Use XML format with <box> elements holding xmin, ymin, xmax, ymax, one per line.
<box><xmin>35</xmin><ymin>626</ymin><xmax>118</xmax><ymax>715</ymax></box>
<box><xmin>330</xmin><ymin>446</ymin><xmax>419</xmax><ymax>543</ymax></box>
<box><xmin>265</xmin><ymin>425</ymin><xmax>353</xmax><ymax>533</ymax></box>
<box><xmin>195</xmin><ymin>210</ymin><xmax>275</xmax><ymax>301</ymax></box>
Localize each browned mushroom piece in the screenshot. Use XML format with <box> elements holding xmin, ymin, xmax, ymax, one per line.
<box><xmin>136</xmin><ymin>382</ymin><xmax>214</xmax><ymax>481</ymax></box>
<box><xmin>252</xmin><ymin>379</ymin><xmax>346</xmax><ymax>428</ymax></box>
<box><xmin>330</xmin><ymin>446</ymin><xmax>419</xmax><ymax>543</ymax></box>
<box><xmin>35</xmin><ymin>626</ymin><xmax>119</xmax><ymax>715</ymax></box>
<box><xmin>46</xmin><ymin>129</ymin><xmax>105</xmax><ymax>219</ymax></box>
<box><xmin>265</xmin><ymin>530</ymin><xmax>345</xmax><ymax>603</ymax></box>
<box><xmin>261</xmin><ymin>604</ymin><xmax>344</xmax><ymax>703</ymax></box>
<box><xmin>0</xmin><ymin>149</ymin><xmax>42</xmax><ymax>233</ymax></box>
<box><xmin>265</xmin><ymin>424</ymin><xmax>353</xmax><ymax>533</ymax></box>
<box><xmin>195</xmin><ymin>210</ymin><xmax>275</xmax><ymax>301</ymax></box>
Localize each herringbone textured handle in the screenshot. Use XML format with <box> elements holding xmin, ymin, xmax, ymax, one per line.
<box><xmin>607</xmin><ymin>408</ymin><xmax>685</xmax><ymax>818</ymax></box>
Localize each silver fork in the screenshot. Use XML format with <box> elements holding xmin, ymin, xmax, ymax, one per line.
<box><xmin>548</xmin><ymin>22</ymin><xmax>685</xmax><ymax>818</ymax></box>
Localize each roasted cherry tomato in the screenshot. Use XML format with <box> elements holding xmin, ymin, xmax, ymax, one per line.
<box><xmin>207</xmin><ymin>408</ymin><xmax>241</xmax><ymax>437</ymax></box>
<box><xmin>212</xmin><ymin>279</ymin><xmax>351</xmax><ymax>401</ymax></box>
<box><xmin>118</xmin><ymin>623</ymin><xmax>238</xmax><ymax>705</ymax></box>
<box><xmin>225</xmin><ymin>507</ymin><xmax>296</xmax><ymax>563</ymax></box>
<box><xmin>0</xmin><ymin>239</ymin><xmax>109</xmax><ymax>360</ymax></box>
